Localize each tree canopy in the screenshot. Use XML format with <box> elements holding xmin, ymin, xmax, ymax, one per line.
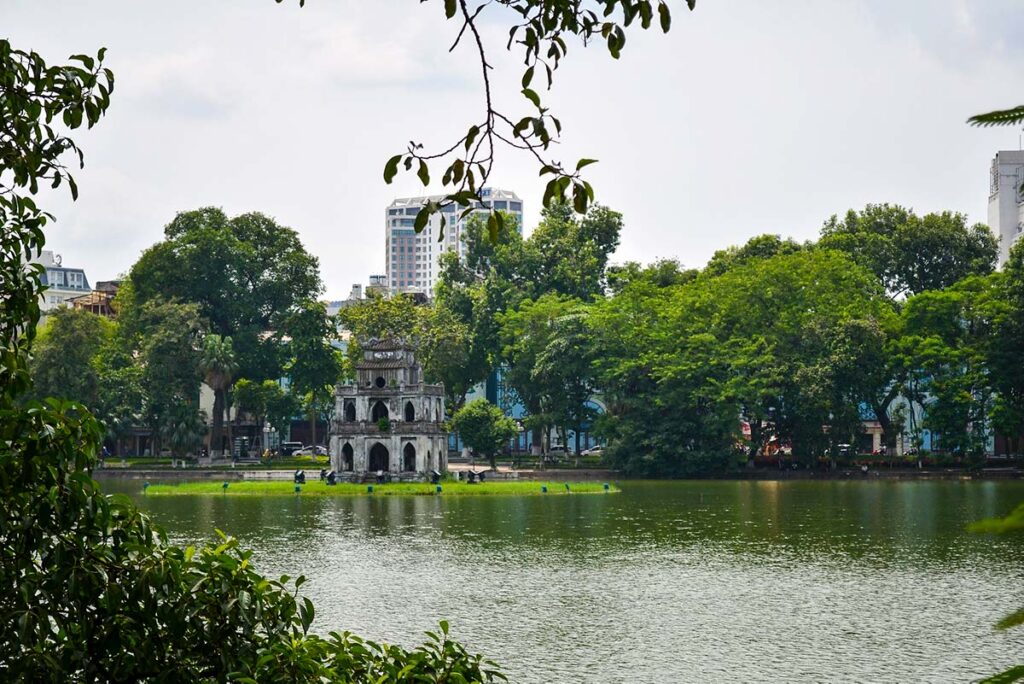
<box><xmin>128</xmin><ymin>207</ymin><xmax>323</xmax><ymax>382</ymax></box>
<box><xmin>819</xmin><ymin>204</ymin><xmax>997</xmax><ymax>298</ymax></box>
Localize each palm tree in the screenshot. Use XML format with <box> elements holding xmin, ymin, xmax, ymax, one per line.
<box><xmin>199</xmin><ymin>335</ymin><xmax>238</xmax><ymax>458</ymax></box>
<box><xmin>159</xmin><ymin>400</ymin><xmax>207</xmax><ymax>467</ymax></box>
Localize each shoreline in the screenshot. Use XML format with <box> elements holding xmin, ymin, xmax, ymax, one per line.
<box><xmin>141</xmin><ymin>480</ymin><xmax>618</xmax><ymax>497</ymax></box>
<box><xmin>94</xmin><ymin>467</ymin><xmax>1024</xmax><ymax>483</ymax></box>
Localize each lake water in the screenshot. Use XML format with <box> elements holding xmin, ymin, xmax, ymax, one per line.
<box><xmin>114</xmin><ymin>479</ymin><xmax>1024</xmax><ymax>682</ymax></box>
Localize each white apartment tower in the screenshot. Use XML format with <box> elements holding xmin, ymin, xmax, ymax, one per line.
<box><xmin>385</xmin><ymin>187</ymin><xmax>523</xmax><ymax>295</ymax></box>
<box><xmin>989</xmin><ymin>150</ymin><xmax>1024</xmax><ymax>268</ymax></box>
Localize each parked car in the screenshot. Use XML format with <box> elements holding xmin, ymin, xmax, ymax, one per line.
<box><xmin>581</xmin><ymin>445</ymin><xmax>604</xmax><ymax>457</ymax></box>
<box><xmin>280</xmin><ymin>441</ymin><xmax>304</xmax><ymax>456</ymax></box>
<box><xmin>294</xmin><ymin>445</ymin><xmax>327</xmax><ymax>456</ymax></box>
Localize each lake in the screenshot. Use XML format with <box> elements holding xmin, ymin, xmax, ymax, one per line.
<box><xmin>113</xmin><ymin>479</ymin><xmax>1024</xmax><ymax>682</ymax></box>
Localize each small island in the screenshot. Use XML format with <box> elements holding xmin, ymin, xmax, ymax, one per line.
<box><xmin>144</xmin><ymin>480</ymin><xmax>619</xmax><ymax>497</ymax></box>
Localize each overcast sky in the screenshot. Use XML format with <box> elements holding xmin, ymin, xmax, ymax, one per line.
<box><xmin>7</xmin><ymin>0</ymin><xmax>1024</xmax><ymax>299</ymax></box>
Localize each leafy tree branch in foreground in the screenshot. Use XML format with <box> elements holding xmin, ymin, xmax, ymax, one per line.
<box><xmin>0</xmin><ymin>39</ymin><xmax>504</xmax><ymax>682</ymax></box>
<box><xmin>278</xmin><ymin>0</ymin><xmax>696</xmax><ymax>239</ymax></box>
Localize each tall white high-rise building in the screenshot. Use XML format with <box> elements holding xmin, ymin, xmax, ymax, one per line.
<box><xmin>385</xmin><ymin>187</ymin><xmax>523</xmax><ymax>296</ymax></box>
<box><xmin>989</xmin><ymin>150</ymin><xmax>1024</xmax><ymax>268</ymax></box>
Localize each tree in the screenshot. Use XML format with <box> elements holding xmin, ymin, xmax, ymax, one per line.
<box><xmin>704</xmin><ymin>234</ymin><xmax>805</xmax><ymax>277</ymax></box>
<box><xmin>436</xmin><ymin>204</ymin><xmax>623</xmax><ymax>435</ymax></box>
<box><xmin>450</xmin><ymin>399</ymin><xmax>518</xmax><ymax>470</ymax></box>
<box><xmin>160</xmin><ymin>399</ymin><xmax>207</xmax><ymax>465</ymax></box>
<box><xmin>901</xmin><ymin>277</ymin><xmax>996</xmax><ymax>458</ymax></box>
<box><xmin>128</xmin><ymin>207</ymin><xmax>322</xmax><ymax>383</ymax></box>
<box><xmin>606</xmin><ymin>258</ymin><xmax>697</xmax><ymax>293</ymax></box>
<box><xmin>121</xmin><ymin>298</ymin><xmax>205</xmax><ymax>455</ymax></box>
<box><xmin>591</xmin><ymin>248</ymin><xmax>892</xmax><ymax>475</ymax></box>
<box><xmin>498</xmin><ymin>295</ymin><xmax>573</xmax><ymax>457</ymax></box>
<box><xmin>285</xmin><ymin>300</ymin><xmax>342</xmax><ymax>448</ymax></box>
<box><xmin>28</xmin><ymin>307</ymin><xmax>111</xmax><ymax>406</ymax></box>
<box><xmin>987</xmin><ymin>241</ymin><xmax>1024</xmax><ymax>455</ymax></box>
<box><xmin>336</xmin><ymin>293</ymin><xmax>425</xmax><ymax>372</ymax></box>
<box><xmin>235</xmin><ymin>378</ymin><xmax>302</xmax><ymax>451</ymax></box>
<box><xmin>199</xmin><ymin>334</ymin><xmax>238</xmax><ymax>457</ymax></box>
<box><xmin>1</xmin><ymin>39</ymin><xmax>503</xmax><ymax>681</ymax></box>
<box><xmin>820</xmin><ymin>204</ymin><xmax>998</xmax><ymax>298</ymax></box>
<box><xmin>533</xmin><ymin>304</ymin><xmax>599</xmax><ymax>464</ymax></box>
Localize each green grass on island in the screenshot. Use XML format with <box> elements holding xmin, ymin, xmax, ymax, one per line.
<box><xmin>144</xmin><ymin>480</ymin><xmax>619</xmax><ymax>497</ymax></box>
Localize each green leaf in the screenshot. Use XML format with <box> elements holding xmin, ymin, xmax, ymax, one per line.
<box><xmin>997</xmin><ymin>608</ymin><xmax>1024</xmax><ymax>631</ymax></box>
<box><xmin>414</xmin><ymin>207</ymin><xmax>430</xmax><ymax>233</ymax></box>
<box><xmin>444</xmin><ymin>0</ymin><xmax>457</xmax><ymax>19</ymax></box>
<box><xmin>575</xmin><ymin>158</ymin><xmax>598</xmax><ymax>171</ymax></box>
<box><xmin>417</xmin><ymin>160</ymin><xmax>430</xmax><ymax>186</ymax></box>
<box><xmin>522</xmin><ymin>66</ymin><xmax>534</xmax><ymax>89</ymax></box>
<box><xmin>659</xmin><ymin>2</ymin><xmax>671</xmax><ymax>32</ymax></box>
<box><xmin>572</xmin><ymin>183</ymin><xmax>588</xmax><ymax>213</ymax></box>
<box><xmin>522</xmin><ymin>88</ymin><xmax>541</xmax><ymax>109</ymax></box>
<box><xmin>464</xmin><ymin>125</ymin><xmax>480</xmax><ymax>152</ymax></box>
<box><xmin>384</xmin><ymin>155</ymin><xmax>401</xmax><ymax>184</ymax></box>
<box><xmin>967</xmin><ymin>106</ymin><xmax>1024</xmax><ymax>128</ymax></box>
<box><xmin>980</xmin><ymin>665</ymin><xmax>1024</xmax><ymax>684</ymax></box>
<box><xmin>487</xmin><ymin>212</ymin><xmax>499</xmax><ymax>243</ymax></box>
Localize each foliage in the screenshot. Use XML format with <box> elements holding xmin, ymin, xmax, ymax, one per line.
<box><xmin>968</xmin><ymin>105</ymin><xmax>1024</xmax><ymax>128</ymax></box>
<box><xmin>199</xmin><ymin>333</ymin><xmax>238</xmax><ymax>455</ymax></box>
<box><xmin>606</xmin><ymin>258</ymin><xmax>698</xmax><ymax>293</ymax></box>
<box><xmin>234</xmin><ymin>378</ymin><xmax>298</xmax><ymax>436</ymax></box>
<box><xmin>1</xmin><ymin>39</ymin><xmax>113</xmax><ymax>399</ymax></box>
<box><xmin>986</xmin><ymin>241</ymin><xmax>1024</xmax><ymax>455</ymax></box>
<box><xmin>704</xmin><ymin>234</ymin><xmax>806</xmax><ymax>277</ymax></box>
<box><xmin>285</xmin><ymin>299</ymin><xmax>342</xmax><ymax>447</ymax></box>
<box><xmin>336</xmin><ymin>293</ymin><xmax>425</xmax><ymax>371</ymax></box>
<box><xmin>348</xmin><ymin>0</ymin><xmax>696</xmax><ymax>236</ymax></box>
<box><xmin>451</xmin><ymin>399</ymin><xmax>518</xmax><ymax>469</ymax></box>
<box><xmin>820</xmin><ymin>204</ymin><xmax>998</xmax><ymax>298</ymax></box>
<box><xmin>127</xmin><ymin>207</ymin><xmax>322</xmax><ymax>382</ymax></box>
<box><xmin>28</xmin><ymin>307</ymin><xmax>112</xmax><ymax>405</ymax></box>
<box><xmin>437</xmin><ymin>204</ymin><xmax>621</xmax><ymax>436</ymax></box>
<box><xmin>901</xmin><ymin>276</ymin><xmax>996</xmax><ymax>456</ymax></box>
<box><xmin>1</xmin><ymin>41</ymin><xmax>504</xmax><ymax>682</ymax></box>
<box><xmin>591</xmin><ymin>248</ymin><xmax>892</xmax><ymax>474</ymax></box>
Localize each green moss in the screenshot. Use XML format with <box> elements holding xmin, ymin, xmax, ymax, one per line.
<box><xmin>144</xmin><ymin>480</ymin><xmax>619</xmax><ymax>497</ymax></box>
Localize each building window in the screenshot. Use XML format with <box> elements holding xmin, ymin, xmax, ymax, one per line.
<box><xmin>48</xmin><ymin>270</ymin><xmax>64</xmax><ymax>286</ymax></box>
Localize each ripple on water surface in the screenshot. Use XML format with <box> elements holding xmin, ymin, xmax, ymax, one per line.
<box><xmin>119</xmin><ymin>479</ymin><xmax>1024</xmax><ymax>683</ymax></box>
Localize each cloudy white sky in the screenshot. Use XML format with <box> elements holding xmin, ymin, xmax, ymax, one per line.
<box><xmin>6</xmin><ymin>0</ymin><xmax>1024</xmax><ymax>298</ymax></box>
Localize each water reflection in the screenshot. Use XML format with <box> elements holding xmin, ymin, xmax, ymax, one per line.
<box><xmin>110</xmin><ymin>479</ymin><xmax>1024</xmax><ymax>682</ymax></box>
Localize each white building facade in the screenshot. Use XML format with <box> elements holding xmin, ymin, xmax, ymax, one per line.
<box><xmin>385</xmin><ymin>187</ymin><xmax>523</xmax><ymax>296</ymax></box>
<box><xmin>989</xmin><ymin>150</ymin><xmax>1024</xmax><ymax>268</ymax></box>
<box><xmin>32</xmin><ymin>250</ymin><xmax>91</xmax><ymax>311</ymax></box>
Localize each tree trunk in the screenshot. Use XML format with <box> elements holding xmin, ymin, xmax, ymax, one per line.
<box><xmin>225</xmin><ymin>394</ymin><xmax>234</xmax><ymax>459</ymax></box>
<box><xmin>872</xmin><ymin>386</ymin><xmax>900</xmax><ymax>455</ymax></box>
<box><xmin>531</xmin><ymin>425</ymin><xmax>544</xmax><ymax>468</ymax></box>
<box><xmin>574</xmin><ymin>425</ymin><xmax>581</xmax><ymax>469</ymax></box>
<box><xmin>310</xmin><ymin>407</ymin><xmax>317</xmax><ymax>449</ymax></box>
<box><xmin>210</xmin><ymin>389</ymin><xmax>224</xmax><ymax>457</ymax></box>
<box><xmin>748</xmin><ymin>420</ymin><xmax>763</xmax><ymax>462</ymax></box>
<box><xmin>489</xmin><ymin>451</ymin><xmax>497</xmax><ymax>471</ymax></box>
